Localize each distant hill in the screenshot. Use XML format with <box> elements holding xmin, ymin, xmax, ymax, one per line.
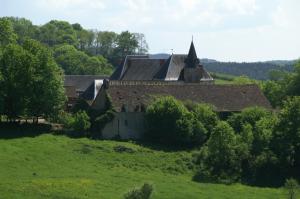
<box><xmin>151</xmin><ymin>54</ymin><xmax>296</xmax><ymax>80</ymax></box>
<box><xmin>203</xmin><ymin>61</ymin><xmax>295</xmax><ymax>80</ymax></box>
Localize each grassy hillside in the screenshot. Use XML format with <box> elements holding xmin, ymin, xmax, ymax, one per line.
<box><xmin>0</xmin><ymin>134</ymin><xmax>288</xmax><ymax>199</ymax></box>
<box><xmin>211</xmin><ymin>72</ymin><xmax>235</xmax><ymax>84</ymax></box>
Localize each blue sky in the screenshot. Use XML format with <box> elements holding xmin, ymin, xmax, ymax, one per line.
<box><xmin>1</xmin><ymin>0</ymin><xmax>299</xmax><ymax>62</ymax></box>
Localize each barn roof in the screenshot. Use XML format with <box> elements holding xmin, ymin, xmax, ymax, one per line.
<box><xmin>121</xmin><ymin>59</ymin><xmax>163</xmax><ymax>80</ymax></box>
<box><xmin>64</xmin><ymin>75</ymin><xmax>108</xmax><ymax>92</ymax></box>
<box><xmin>99</xmin><ymin>83</ymin><xmax>272</xmax><ymax>112</ymax></box>
<box><xmin>110</xmin><ymin>54</ymin><xmax>212</xmax><ymax>81</ymax></box>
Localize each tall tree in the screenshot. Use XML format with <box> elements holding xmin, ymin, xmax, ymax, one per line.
<box><xmin>2</xmin><ymin>17</ymin><xmax>38</xmax><ymax>44</ymax></box>
<box><xmin>272</xmin><ymin>97</ymin><xmax>300</xmax><ymax>180</ymax></box>
<box><xmin>0</xmin><ymin>44</ymin><xmax>34</xmax><ymax>120</ymax></box>
<box><xmin>72</xmin><ymin>23</ymin><xmax>94</xmax><ymax>52</ymax></box>
<box><xmin>196</xmin><ymin>121</ymin><xmax>243</xmax><ymax>183</ymax></box>
<box><xmin>95</xmin><ymin>31</ymin><xmax>117</xmax><ymax>58</ymax></box>
<box><xmin>112</xmin><ymin>31</ymin><xmax>138</xmax><ymax>65</ymax></box>
<box><xmin>54</xmin><ymin>44</ymin><xmax>112</xmax><ymax>75</ymax></box>
<box><xmin>38</xmin><ymin>20</ymin><xmax>78</xmax><ymax>47</ymax></box>
<box><xmin>23</xmin><ymin>39</ymin><xmax>66</xmax><ymax>119</ymax></box>
<box><xmin>134</xmin><ymin>33</ymin><xmax>149</xmax><ymax>55</ymax></box>
<box><xmin>0</xmin><ymin>18</ymin><xmax>17</xmax><ymax>46</ymax></box>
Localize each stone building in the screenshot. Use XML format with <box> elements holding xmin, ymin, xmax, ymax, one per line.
<box><xmin>110</xmin><ymin>41</ymin><xmax>213</xmax><ymax>83</ymax></box>
<box><xmin>64</xmin><ymin>75</ymin><xmax>108</xmax><ymax>108</ymax></box>
<box><xmin>89</xmin><ymin>42</ymin><xmax>271</xmax><ymax>139</ymax></box>
<box><xmin>92</xmin><ymin>82</ymin><xmax>272</xmax><ymax>139</ymax></box>
<box><xmin>64</xmin><ymin>42</ymin><xmax>272</xmax><ymax>140</ymax></box>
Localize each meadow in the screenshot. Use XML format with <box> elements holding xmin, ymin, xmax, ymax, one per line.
<box><xmin>0</xmin><ymin>133</ymin><xmax>289</xmax><ymax>199</ymax></box>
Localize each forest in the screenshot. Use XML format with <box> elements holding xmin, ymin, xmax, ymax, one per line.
<box><xmin>203</xmin><ymin>60</ymin><xmax>295</xmax><ymax>80</ymax></box>
<box><xmin>0</xmin><ymin>17</ymin><xmax>149</xmax><ymax>76</ymax></box>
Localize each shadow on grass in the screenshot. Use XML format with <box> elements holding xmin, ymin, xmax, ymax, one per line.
<box><xmin>0</xmin><ymin>122</ymin><xmax>52</xmax><ymax>139</ymax></box>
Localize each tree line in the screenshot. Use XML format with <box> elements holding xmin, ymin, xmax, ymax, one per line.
<box><xmin>1</xmin><ymin>17</ymin><xmax>149</xmax><ymax>75</ymax></box>
<box><xmin>141</xmin><ymin>60</ymin><xmax>300</xmax><ymax>187</ymax></box>
<box><xmin>144</xmin><ymin>95</ymin><xmax>300</xmax><ymax>187</ymax></box>
<box><xmin>203</xmin><ymin>60</ymin><xmax>295</xmax><ymax>80</ymax></box>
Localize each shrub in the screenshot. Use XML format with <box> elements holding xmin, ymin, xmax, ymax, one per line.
<box><xmin>124</xmin><ymin>183</ymin><xmax>153</xmax><ymax>199</ymax></box>
<box><xmin>71</xmin><ymin>110</ymin><xmax>91</xmax><ymax>135</ymax></box>
<box><xmin>227</xmin><ymin>107</ymin><xmax>270</xmax><ymax>133</ymax></box>
<box><xmin>145</xmin><ymin>96</ymin><xmax>206</xmax><ymax>146</ymax></box>
<box><xmin>194</xmin><ymin>121</ymin><xmax>243</xmax><ymax>183</ymax></box>
<box><xmin>186</xmin><ymin>102</ymin><xmax>219</xmax><ymax>134</ymax></box>
<box><xmin>284</xmin><ymin>178</ymin><xmax>299</xmax><ymax>199</ymax></box>
<box><xmin>272</xmin><ymin>97</ymin><xmax>300</xmax><ymax>181</ymax></box>
<box><xmin>52</xmin><ymin>111</ymin><xmax>74</xmax><ymax>129</ymax></box>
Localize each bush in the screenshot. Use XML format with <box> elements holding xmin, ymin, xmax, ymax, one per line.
<box><xmin>145</xmin><ymin>96</ymin><xmax>207</xmax><ymax>146</ymax></box>
<box><xmin>194</xmin><ymin>121</ymin><xmax>243</xmax><ymax>183</ymax></box>
<box><xmin>272</xmin><ymin>97</ymin><xmax>300</xmax><ymax>181</ymax></box>
<box><xmin>186</xmin><ymin>102</ymin><xmax>219</xmax><ymax>134</ymax></box>
<box><xmin>284</xmin><ymin>178</ymin><xmax>299</xmax><ymax>199</ymax></box>
<box><xmin>51</xmin><ymin>111</ymin><xmax>74</xmax><ymax>129</ymax></box>
<box><xmin>227</xmin><ymin>107</ymin><xmax>270</xmax><ymax>133</ymax></box>
<box><xmin>72</xmin><ymin>111</ymin><xmax>90</xmax><ymax>132</ymax></box>
<box><xmin>124</xmin><ymin>183</ymin><xmax>153</xmax><ymax>199</ymax></box>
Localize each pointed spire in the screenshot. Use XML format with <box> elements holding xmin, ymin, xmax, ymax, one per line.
<box><xmin>185</xmin><ymin>41</ymin><xmax>199</xmax><ymax>68</ymax></box>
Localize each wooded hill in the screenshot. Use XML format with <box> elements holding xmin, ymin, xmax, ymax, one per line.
<box><xmin>202</xmin><ymin>59</ymin><xmax>295</xmax><ymax>80</ymax></box>
<box><xmin>1</xmin><ymin>17</ymin><xmax>149</xmax><ymax>76</ymax></box>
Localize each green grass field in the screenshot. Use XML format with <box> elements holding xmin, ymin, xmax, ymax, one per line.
<box><xmin>211</xmin><ymin>72</ymin><xmax>236</xmax><ymax>85</ymax></box>
<box><xmin>0</xmin><ymin>134</ymin><xmax>289</xmax><ymax>199</ymax></box>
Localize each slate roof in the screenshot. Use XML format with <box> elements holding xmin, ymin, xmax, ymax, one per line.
<box><xmin>121</xmin><ymin>59</ymin><xmax>163</xmax><ymax>80</ymax></box>
<box><xmin>81</xmin><ymin>80</ymin><xmax>104</xmax><ymax>100</ymax></box>
<box><xmin>110</xmin><ymin>55</ymin><xmax>150</xmax><ymax>80</ymax></box>
<box><xmin>64</xmin><ymin>75</ymin><xmax>108</xmax><ymax>92</ymax></box>
<box><xmin>101</xmin><ymin>84</ymin><xmax>272</xmax><ymax>112</ymax></box>
<box><xmin>185</xmin><ymin>41</ymin><xmax>200</xmax><ymax>68</ymax></box>
<box><xmin>110</xmin><ymin>54</ymin><xmax>212</xmax><ymax>81</ymax></box>
<box><xmin>165</xmin><ymin>55</ymin><xmax>186</xmax><ymax>80</ymax></box>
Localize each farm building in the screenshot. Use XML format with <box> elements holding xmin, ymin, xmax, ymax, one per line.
<box><xmin>86</xmin><ymin>42</ymin><xmax>272</xmax><ymax>139</ymax></box>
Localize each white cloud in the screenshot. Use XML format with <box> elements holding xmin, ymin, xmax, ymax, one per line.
<box><xmin>272</xmin><ymin>0</ymin><xmax>300</xmax><ymax>28</ymax></box>
<box><xmin>1</xmin><ymin>0</ymin><xmax>299</xmax><ymax>61</ymax></box>
<box><xmin>37</xmin><ymin>0</ymin><xmax>106</xmax><ymax>11</ymax></box>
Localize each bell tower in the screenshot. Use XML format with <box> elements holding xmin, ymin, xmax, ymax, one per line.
<box><xmin>183</xmin><ymin>41</ymin><xmax>203</xmax><ymax>83</ymax></box>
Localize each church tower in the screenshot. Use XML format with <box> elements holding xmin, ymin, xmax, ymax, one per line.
<box><xmin>183</xmin><ymin>41</ymin><xmax>204</xmax><ymax>83</ymax></box>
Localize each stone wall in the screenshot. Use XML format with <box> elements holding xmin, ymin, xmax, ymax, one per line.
<box><xmin>184</xmin><ymin>67</ymin><xmax>202</xmax><ymax>83</ymax></box>
<box><xmin>101</xmin><ymin>112</ymin><xmax>145</xmax><ymax>140</ymax></box>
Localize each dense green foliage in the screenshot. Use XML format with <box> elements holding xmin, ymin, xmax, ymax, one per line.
<box><xmin>262</xmin><ymin>60</ymin><xmax>300</xmax><ymax>107</ymax></box>
<box><xmin>271</xmin><ymin>97</ymin><xmax>300</xmax><ymax>182</ymax></box>
<box><xmin>195</xmin><ymin>121</ymin><xmax>243</xmax><ymax>183</ymax></box>
<box><xmin>0</xmin><ymin>40</ymin><xmax>65</xmax><ymax>120</ymax></box>
<box><xmin>72</xmin><ymin>111</ymin><xmax>91</xmax><ymax>134</ymax></box>
<box><xmin>204</xmin><ymin>60</ymin><xmax>294</xmax><ymax>80</ymax></box>
<box><xmin>53</xmin><ymin>44</ymin><xmax>113</xmax><ymax>75</ymax></box>
<box><xmin>1</xmin><ymin>17</ymin><xmax>149</xmax><ymax>74</ymax></box>
<box><xmin>0</xmin><ymin>18</ymin><xmax>65</xmax><ymax>120</ymax></box>
<box><xmin>0</xmin><ymin>134</ymin><xmax>287</xmax><ymax>198</ymax></box>
<box><xmin>145</xmin><ymin>97</ymin><xmax>211</xmax><ymax>146</ymax></box>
